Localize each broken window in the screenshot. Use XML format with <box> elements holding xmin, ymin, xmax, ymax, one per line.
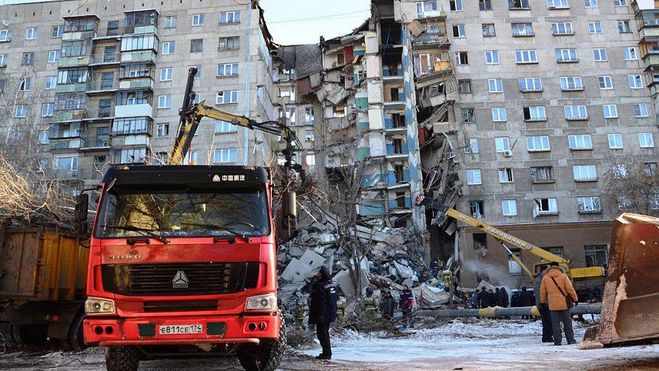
<box><xmin>533</xmin><ymin>198</ymin><xmax>558</xmax><ymax>216</ymax></box>
<box><xmin>523</xmin><ymin>106</ymin><xmax>546</xmax><ymax>121</ymax></box>
<box><xmin>546</xmin><ymin>246</ymin><xmax>564</xmax><ymax>257</ymax></box>
<box><xmin>498</xmin><ymin>168</ymin><xmax>514</xmax><ymax>183</ymax></box>
<box><xmin>395</xmin><ymin>192</ymin><xmax>406</xmax><ymax>208</ymax></box>
<box><xmin>457</xmin><ymin>79</ymin><xmax>471</xmax><ymax>93</ymax></box>
<box><xmin>219</xmin><ymin>36</ymin><xmax>240</xmax><ymax>50</ymax></box>
<box><xmin>531</xmin><ymin>166</ymin><xmax>553</xmax><ymax>183</ymax></box>
<box><xmin>511</xmin><ymin>23</ymin><xmax>534</xmax><ymax>37</ymax></box>
<box><xmin>469</xmin><ymin>200</ymin><xmax>484</xmax><ymax>218</ymax></box>
<box><xmin>394</xmin><ymin>165</ymin><xmax>405</xmax><ymax>182</ymax></box>
<box><xmin>479</xmin><ymin>0</ymin><xmax>492</xmax><ymax>10</ymax></box>
<box><xmin>643</xmin><ymin>162</ymin><xmax>657</xmax><ymax>176</ymax></box>
<box><xmin>452</xmin><ymin>24</ymin><xmax>466</xmax><ymax>38</ymax></box>
<box><xmin>508</xmin><ymin>249</ymin><xmax>523</xmax><ymax>274</ymax></box>
<box><xmin>473</xmin><ymin>233</ymin><xmax>487</xmax><ymax>249</ymax></box>
<box><xmin>509</xmin><ymin>0</ymin><xmax>530</xmax><ymax>9</ymax></box>
<box><xmin>577</xmin><ymin>196</ymin><xmax>602</xmax><ymax>213</ymax></box>
<box><xmin>455</xmin><ymin>51</ymin><xmax>469</xmax><ymax>65</ymax></box>
<box><xmin>461</xmin><ymin>108</ymin><xmax>475</xmax><ymax>123</ymax></box>
<box><xmin>450</xmin><ymin>0</ymin><xmax>463</xmax><ymax>11</ymax></box>
<box><xmin>392</xmin><ymin>113</ymin><xmax>405</xmax><ymax>128</ymax></box>
<box><xmin>482</xmin><ymin>23</ymin><xmax>496</xmax><ymax>37</ymax></box>
<box><xmin>585</xmin><ymin>245</ymin><xmax>608</xmax><ymax>267</ymax></box>
<box><xmin>393</xmin><ymin>139</ymin><xmax>403</xmax><ymax>154</ymax></box>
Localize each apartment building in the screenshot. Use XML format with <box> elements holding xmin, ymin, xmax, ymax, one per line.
<box><xmin>0</xmin><ymin>0</ymin><xmax>279</xmax><ymax>186</ymax></box>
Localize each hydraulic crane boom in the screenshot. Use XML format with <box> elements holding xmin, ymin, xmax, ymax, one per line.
<box><xmin>168</xmin><ymin>67</ymin><xmax>302</xmax><ymax>175</ymax></box>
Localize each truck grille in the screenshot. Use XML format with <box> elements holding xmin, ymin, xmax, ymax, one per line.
<box><xmin>101</xmin><ymin>262</ymin><xmax>260</xmax><ymax>296</ymax></box>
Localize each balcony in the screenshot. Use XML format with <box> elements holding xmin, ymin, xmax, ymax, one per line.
<box><xmin>643</xmin><ymin>53</ymin><xmax>659</xmax><ymax>66</ymax></box>
<box><xmin>58</xmin><ymin>55</ymin><xmax>92</xmax><ymax>68</ymax></box>
<box><xmin>119</xmin><ymin>77</ymin><xmax>154</xmax><ymax>90</ymax></box>
<box><xmin>80</xmin><ymin>135</ymin><xmax>110</xmax><ymax>150</ymax></box>
<box><xmin>115</xmin><ymin>103</ymin><xmax>153</xmax><ymax>118</ymax></box>
<box><xmin>120</xmin><ymin>50</ymin><xmax>156</xmax><ymax>64</ymax></box>
<box><xmin>56</xmin><ymin>82</ymin><xmax>90</xmax><ymax>93</ymax></box>
<box><xmin>49</xmin><ymin>137</ymin><xmax>83</xmax><ymax>150</ymax></box>
<box><xmin>89</xmin><ymin>53</ymin><xmax>119</xmax><ymax>66</ymax></box>
<box><xmin>123</xmin><ymin>25</ymin><xmax>158</xmax><ymax>35</ymax></box>
<box><xmin>53</xmin><ymin>109</ymin><xmax>87</xmax><ymax>122</ymax></box>
<box><xmin>87</xmin><ymin>81</ymin><xmax>119</xmax><ymax>95</ymax></box>
<box><xmin>62</xmin><ymin>30</ymin><xmax>97</xmax><ymax>41</ymax></box>
<box><xmin>48</xmin><ymin>169</ymin><xmax>80</xmax><ymax>179</ymax></box>
<box><xmin>86</xmin><ymin>107</ymin><xmax>115</xmax><ymax>120</ymax></box>
<box><xmin>386</xmin><ymin>142</ymin><xmax>408</xmax><ymax>159</ymax></box>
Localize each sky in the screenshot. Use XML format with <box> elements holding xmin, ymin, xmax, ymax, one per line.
<box><xmin>0</xmin><ymin>0</ymin><xmax>372</xmax><ymax>45</ymax></box>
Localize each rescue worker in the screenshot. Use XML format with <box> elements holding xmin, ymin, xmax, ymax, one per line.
<box><xmin>534</xmin><ymin>268</ymin><xmax>553</xmax><ymax>343</ymax></box>
<box><xmin>379</xmin><ymin>290</ymin><xmax>396</xmax><ymax>321</ymax></box>
<box><xmin>540</xmin><ymin>262</ymin><xmax>579</xmax><ymax>346</ymax></box>
<box><xmin>399</xmin><ymin>285</ymin><xmax>414</xmax><ymax>327</ymax></box>
<box><xmin>309</xmin><ymin>266</ymin><xmax>338</xmax><ymax>359</ymax></box>
<box><xmin>499</xmin><ymin>287</ymin><xmax>509</xmax><ymax>308</ymax></box>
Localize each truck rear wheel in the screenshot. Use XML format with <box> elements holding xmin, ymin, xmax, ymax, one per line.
<box><xmin>237</xmin><ymin>313</ymin><xmax>287</xmax><ymax>371</ymax></box>
<box><xmin>106</xmin><ymin>346</ymin><xmax>139</xmax><ymax>371</ymax></box>
<box><xmin>67</xmin><ymin>310</ymin><xmax>86</xmax><ymax>352</ymax></box>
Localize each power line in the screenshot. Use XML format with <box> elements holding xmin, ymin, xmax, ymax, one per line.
<box><xmin>267</xmin><ymin>9</ymin><xmax>370</xmax><ymax>24</ymax></box>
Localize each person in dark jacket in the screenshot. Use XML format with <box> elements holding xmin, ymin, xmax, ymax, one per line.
<box><xmin>379</xmin><ymin>290</ymin><xmax>396</xmax><ymax>321</ymax></box>
<box><xmin>534</xmin><ymin>269</ymin><xmax>553</xmax><ymax>343</ymax></box>
<box><xmin>499</xmin><ymin>287</ymin><xmax>509</xmax><ymax>308</ymax></box>
<box><xmin>477</xmin><ymin>287</ymin><xmax>489</xmax><ymax>308</ymax></box>
<box><xmin>309</xmin><ymin>266</ymin><xmax>338</xmax><ymax>359</ymax></box>
<box><xmin>399</xmin><ymin>285</ymin><xmax>414</xmax><ymax>327</ymax></box>
<box><xmin>494</xmin><ymin>288</ymin><xmax>502</xmax><ymax>306</ymax></box>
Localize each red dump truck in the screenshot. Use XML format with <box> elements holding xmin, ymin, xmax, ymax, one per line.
<box><xmin>0</xmin><ymin>228</ymin><xmax>88</xmax><ymax>349</ymax></box>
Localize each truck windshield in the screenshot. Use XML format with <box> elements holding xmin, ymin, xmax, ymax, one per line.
<box><xmin>94</xmin><ymin>186</ymin><xmax>270</xmax><ymax>239</ymax></box>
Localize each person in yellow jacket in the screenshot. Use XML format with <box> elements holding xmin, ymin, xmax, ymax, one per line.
<box><xmin>540</xmin><ymin>262</ymin><xmax>579</xmax><ymax>346</ymax></box>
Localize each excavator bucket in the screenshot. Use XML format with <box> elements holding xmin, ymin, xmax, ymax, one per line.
<box><xmin>583</xmin><ymin>213</ymin><xmax>659</xmax><ymax>348</ymax></box>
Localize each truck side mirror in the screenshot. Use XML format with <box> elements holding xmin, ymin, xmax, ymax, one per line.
<box><xmin>282</xmin><ymin>191</ymin><xmax>297</xmax><ymax>219</ymax></box>
<box><xmin>74</xmin><ymin>193</ymin><xmax>89</xmax><ymax>238</ymax></box>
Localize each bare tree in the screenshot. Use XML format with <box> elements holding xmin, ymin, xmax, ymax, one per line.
<box><xmin>602</xmin><ymin>163</ymin><xmax>659</xmax><ymax>216</ymax></box>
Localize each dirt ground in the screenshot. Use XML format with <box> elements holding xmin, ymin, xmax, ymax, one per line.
<box><xmin>1</xmin><ymin>320</ymin><xmax>657</xmax><ymax>370</ymax></box>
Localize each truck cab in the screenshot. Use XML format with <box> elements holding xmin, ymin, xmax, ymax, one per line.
<box><xmin>83</xmin><ymin>165</ymin><xmax>285</xmax><ymax>371</ymax></box>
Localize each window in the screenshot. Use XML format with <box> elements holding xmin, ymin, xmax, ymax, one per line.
<box><xmin>608</xmin><ymin>133</ymin><xmax>623</xmax><ymax>149</ymax></box>
<box><xmin>19</xmin><ymin>77</ymin><xmax>32</xmax><ymax>91</ymax></box>
<box><xmin>598</xmin><ymin>75</ymin><xmax>613</xmax><ymax>89</ymax></box>
<box><xmin>161</xmin><ymin>41</ymin><xmax>175</xmax><ymax>55</ymax></box>
<box><xmin>455</xmin><ymin>51</ymin><xmax>468</xmax><ymax>65</ymax></box>
<box><xmin>45</xmin><ymin>76</ymin><xmax>56</xmax><ymax>90</ymax></box>
<box><xmin>473</xmin><ymin>233</ymin><xmax>487</xmax><ymax>250</ymax></box>
<box><xmin>502</xmin><ymin>200</ymin><xmax>518</xmax><ymax>216</ymax></box>
<box><xmin>466</xmin><ymin>169</ymin><xmax>482</xmax><ymax>185</ymax></box>
<box><xmin>56</xmin><ymin>157</ymin><xmax>78</xmax><ymax>176</ymax></box>
<box><xmin>515</xmin><ymin>49</ymin><xmax>538</xmax><ymax>64</ymax></box>
<box><xmin>469</xmin><ymin>201</ymin><xmax>484</xmax><ymax>218</ymax></box>
<box><xmin>482</xmin><ymin>23</ymin><xmax>496</xmax><ymax>37</ymax></box>
<box><xmin>15</xmin><ymin>105</ymin><xmax>28</xmax><ymax>118</ymax></box>
<box><xmin>192</xmin><ymin>14</ymin><xmax>204</xmax><ymax>26</ymax></box>
<box><xmin>584</xmin><ymin>245</ymin><xmax>608</xmax><ymax>267</ymax></box>
<box><xmin>467</xmin><ymin>138</ymin><xmax>479</xmax><ymax>153</ymax></box>
<box><xmin>519</xmin><ymin>77</ymin><xmax>543</xmax><ymax>92</ymax></box>
<box><xmin>614</xmin><ymin>0</ymin><xmax>627</xmax><ymax>6</ymax></box>
<box><xmin>644</xmin><ymin>162</ymin><xmax>657</xmax><ymax>176</ymax></box>
<box><xmin>0</xmin><ymin>53</ymin><xmax>7</xmax><ymax>68</ymax></box>
<box><xmin>593</xmin><ymin>48</ymin><xmax>608</xmax><ymax>61</ymax></box>
<box><xmin>491</xmin><ymin>107</ymin><xmax>507</xmax><ymax>121</ymax></box>
<box><xmin>190</xmin><ymin>39</ymin><xmax>203</xmax><ymax>53</ymax></box>
<box><xmin>584</xmin><ymin>0</ymin><xmax>598</xmax><ymax>7</ymax></box>
<box><xmin>458</xmin><ymin>79</ymin><xmax>472</xmax><ymax>94</ymax></box>
<box><xmin>551</xmin><ymin>22</ymin><xmax>574</xmax><ymax>35</ymax></box>
<box><xmin>624</xmin><ymin>47</ymin><xmax>638</xmax><ymax>61</ymax></box>
<box><xmin>578</xmin><ymin>197</ymin><xmax>601</xmax><ymax>213</ymax></box>
<box><xmin>560</xmin><ymin>76</ymin><xmax>583</xmax><ymax>91</ymax></box>
<box><xmin>305</xmin><ymin>107</ymin><xmax>315</xmax><ymax>123</ymax></box>
<box><xmin>555</xmin><ymin>48</ymin><xmax>578</xmax><ymax>62</ymax></box>
<box><xmin>547</xmin><ymin>0</ymin><xmax>569</xmax><ymax>8</ymax></box>
<box><xmin>182</xmin><ymin>151</ymin><xmax>199</xmax><ymax>165</ymax></box>
<box><xmin>588</xmin><ymin>21</ymin><xmax>603</xmax><ymax>34</ymax></box>
<box><xmin>216</xmin><ymin>90</ymin><xmax>239</xmax><ymax>104</ymax></box>
<box><xmin>488</xmin><ymin>79</ymin><xmax>503</xmax><ymax>93</ymax></box>
<box><xmin>498</xmin><ymin>168</ymin><xmax>514</xmax><ymax>183</ymax></box>
<box><xmin>564</xmin><ymin>105</ymin><xmax>588</xmax><ymax>120</ymax></box>
<box><xmin>220</xmin><ymin>11</ymin><xmax>241</xmax><ymax>24</ymax></box>
<box><xmin>639</xmin><ymin>133</ymin><xmax>655</xmax><ymax>148</ymax></box>
<box><xmin>417</xmin><ymin>0</ymin><xmax>438</xmax><ymax>17</ymax></box>
<box><xmin>306</xmin><ymin>153</ymin><xmax>316</xmax><ymax>167</ymax></box>
<box><xmin>479</xmin><ymin>0</ymin><xmax>492</xmax><ymax>10</ymax></box>
<box><xmin>120</xmin><ymin>35</ymin><xmax>157</xmax><ymax>52</ymax></box>
<box><xmin>628</xmin><ymin>75</ymin><xmax>643</xmax><ymax>89</ymax></box>
<box><xmin>452</xmin><ymin>24</ymin><xmax>466</xmax><ymax>38</ymax></box>
<box><xmin>527</xmin><ymin>136</ymin><xmax>551</xmax><ymax>151</ymax></box>
<box><xmin>568</xmin><ymin>134</ymin><xmax>593</xmax><ymax>150</ymax></box>
<box><xmin>495</xmin><ymin>137</ymin><xmax>511</xmax><ymax>152</ymax></box>
<box><xmin>219</xmin><ymin>36</ymin><xmax>240</xmax><ymax>50</ymax></box>
<box><xmin>512</xmin><ymin>23</ymin><xmax>534</xmax><ymax>37</ymax></box>
<box><xmin>25</xmin><ymin>27</ymin><xmax>37</xmax><ymax>40</ymax></box>
<box><xmin>612</xmin><ymin>164</ymin><xmax>628</xmax><ymax>178</ymax></box>
<box><xmin>531</xmin><ymin>166</ymin><xmax>554</xmax><ymax>183</ymax></box>
<box><xmin>602</xmin><ymin>104</ymin><xmax>618</xmax><ymax>118</ymax></box>
<box><xmin>214</xmin><ymin>148</ymin><xmax>238</xmax><ymax>163</ymax></box>
<box><xmin>215</xmin><ymin>120</ymin><xmax>237</xmax><ymax>133</ymax></box>
<box><xmin>484</xmin><ymin>50</ymin><xmax>499</xmax><ymax>64</ymax></box>
<box><xmin>158</xmin><ymin>95</ymin><xmax>171</xmax><ymax>109</ymax></box>
<box><xmin>159</xmin><ymin>67</ymin><xmax>173</xmax><ymax>81</ymax></box>
<box><xmin>573</xmin><ymin>165</ymin><xmax>597</xmax><ymax>181</ymax></box>
<box><xmin>508</xmin><ymin>0</ymin><xmax>530</xmax><ymax>9</ymax></box>
<box><xmin>22</xmin><ymin>52</ymin><xmax>34</xmax><ymax>66</ymax></box>
<box><xmin>51</xmin><ymin>25</ymin><xmax>63</xmax><ymax>38</ymax></box>
<box><xmin>156</xmin><ymin>123</ymin><xmax>169</xmax><ymax>137</ymax></box>
<box><xmin>461</xmin><ymin>108</ymin><xmax>475</xmax><ymax>123</ymax></box>
<box><xmin>164</xmin><ymin>15</ymin><xmax>177</xmax><ymax>29</ymax></box>
<box><xmin>41</xmin><ymin>102</ymin><xmax>54</xmax><ymax>117</ymax></box>
<box><xmin>634</xmin><ymin>103</ymin><xmax>649</xmax><ymax>117</ymax></box>
<box><xmin>47</xmin><ymin>50</ymin><xmax>60</xmax><ymax>63</ymax></box>
<box><xmin>450</xmin><ymin>0</ymin><xmax>463</xmax><ymax>11</ymax></box>
<box><xmin>39</xmin><ymin>131</ymin><xmax>49</xmax><ymax>145</ymax></box>
<box><xmin>618</xmin><ymin>20</ymin><xmax>631</xmax><ymax>33</ymax></box>
<box><xmin>534</xmin><ymin>198</ymin><xmax>558</xmax><ymax>215</ymax></box>
<box><xmin>523</xmin><ymin>106</ymin><xmax>546</xmax><ymax>121</ymax></box>
<box><xmin>112</xmin><ymin>118</ymin><xmax>149</xmax><ymax>135</ymax></box>
<box><xmin>217</xmin><ymin>63</ymin><xmax>239</xmax><ymax>77</ymax></box>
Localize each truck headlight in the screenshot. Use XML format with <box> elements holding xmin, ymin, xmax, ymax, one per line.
<box><xmin>245</xmin><ymin>293</ymin><xmax>277</xmax><ymax>311</ymax></box>
<box><xmin>85</xmin><ymin>297</ymin><xmax>116</xmax><ymax>315</ymax></box>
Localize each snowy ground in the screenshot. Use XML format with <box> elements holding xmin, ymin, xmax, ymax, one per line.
<box><xmin>1</xmin><ymin>320</ymin><xmax>657</xmax><ymax>370</ymax></box>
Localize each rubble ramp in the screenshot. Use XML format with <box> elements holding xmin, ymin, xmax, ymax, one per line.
<box><xmin>583</xmin><ymin>213</ymin><xmax>659</xmax><ymax>348</ymax></box>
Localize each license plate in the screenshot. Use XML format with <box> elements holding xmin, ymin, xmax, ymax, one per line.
<box><xmin>158</xmin><ymin>324</ymin><xmax>203</xmax><ymax>335</ymax></box>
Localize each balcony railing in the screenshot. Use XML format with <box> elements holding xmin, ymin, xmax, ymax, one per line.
<box><xmin>58</xmin><ymin>55</ymin><xmax>92</xmax><ymax>68</ymax></box>
<box><xmin>118</xmin><ymin>77</ymin><xmax>154</xmax><ymax>90</ymax></box>
<box><xmin>62</xmin><ymin>30</ymin><xmax>97</xmax><ymax>41</ymax></box>
<box><xmin>87</xmin><ymin>80</ymin><xmax>119</xmax><ymax>93</ymax></box>
<box><xmin>53</xmin><ymin>109</ymin><xmax>87</xmax><ymax>122</ymax></box>
<box><xmin>115</xmin><ymin>103</ymin><xmax>153</xmax><ymax>118</ymax></box>
<box><xmin>56</xmin><ymin>82</ymin><xmax>90</xmax><ymax>93</ymax></box>
<box><xmin>120</xmin><ymin>50</ymin><xmax>156</xmax><ymax>64</ymax></box>
<box><xmin>80</xmin><ymin>135</ymin><xmax>110</xmax><ymax>149</ymax></box>
<box><xmin>90</xmin><ymin>53</ymin><xmax>119</xmax><ymax>65</ymax></box>
<box><xmin>49</xmin><ymin>137</ymin><xmax>83</xmax><ymax>150</ymax></box>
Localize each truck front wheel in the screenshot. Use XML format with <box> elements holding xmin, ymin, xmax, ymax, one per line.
<box><xmin>106</xmin><ymin>346</ymin><xmax>139</xmax><ymax>371</ymax></box>
<box><xmin>237</xmin><ymin>313</ymin><xmax>287</xmax><ymax>371</ymax></box>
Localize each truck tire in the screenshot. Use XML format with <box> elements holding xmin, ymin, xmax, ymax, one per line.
<box><xmin>237</xmin><ymin>312</ymin><xmax>287</xmax><ymax>371</ymax></box>
<box><xmin>106</xmin><ymin>346</ymin><xmax>139</xmax><ymax>371</ymax></box>
<box><xmin>68</xmin><ymin>310</ymin><xmax>86</xmax><ymax>352</ymax></box>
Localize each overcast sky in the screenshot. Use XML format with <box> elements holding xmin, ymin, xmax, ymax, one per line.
<box><xmin>0</xmin><ymin>0</ymin><xmax>371</xmax><ymax>45</ymax></box>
